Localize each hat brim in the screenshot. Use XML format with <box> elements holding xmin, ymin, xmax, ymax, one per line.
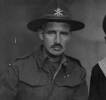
<box><xmin>27</xmin><ymin>17</ymin><xmax>85</xmax><ymax>32</ymax></box>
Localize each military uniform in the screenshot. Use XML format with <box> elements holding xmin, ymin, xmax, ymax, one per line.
<box><xmin>0</xmin><ymin>1</ymin><xmax>88</xmax><ymax>99</ymax></box>
<box><xmin>0</xmin><ymin>46</ymin><xmax>88</xmax><ymax>100</ymax></box>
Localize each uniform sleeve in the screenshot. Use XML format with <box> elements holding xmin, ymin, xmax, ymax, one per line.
<box><xmin>0</xmin><ymin>64</ymin><xmax>19</xmax><ymax>100</ymax></box>
<box><xmin>88</xmin><ymin>65</ymin><xmax>100</xmax><ymax>100</ymax></box>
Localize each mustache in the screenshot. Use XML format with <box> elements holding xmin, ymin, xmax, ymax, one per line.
<box><xmin>51</xmin><ymin>43</ymin><xmax>63</xmax><ymax>48</ymax></box>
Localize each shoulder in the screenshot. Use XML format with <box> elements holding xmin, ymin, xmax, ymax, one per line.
<box><xmin>91</xmin><ymin>59</ymin><xmax>106</xmax><ymax>75</ymax></box>
<box><xmin>65</xmin><ymin>55</ymin><xmax>86</xmax><ymax>81</ymax></box>
<box><xmin>92</xmin><ymin>64</ymin><xmax>100</xmax><ymax>72</ymax></box>
<box><xmin>66</xmin><ymin>55</ymin><xmax>85</xmax><ymax>72</ymax></box>
<box><xmin>10</xmin><ymin>52</ymin><xmax>35</xmax><ymax>71</ymax></box>
<box><xmin>66</xmin><ymin>55</ymin><xmax>82</xmax><ymax>66</ymax></box>
<box><xmin>15</xmin><ymin>51</ymin><xmax>36</xmax><ymax>62</ymax></box>
<box><xmin>91</xmin><ymin>63</ymin><xmax>105</xmax><ymax>81</ymax></box>
<box><xmin>93</xmin><ymin>57</ymin><xmax>106</xmax><ymax>72</ymax></box>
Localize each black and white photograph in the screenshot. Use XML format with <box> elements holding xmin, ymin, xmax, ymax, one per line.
<box><xmin>0</xmin><ymin>0</ymin><xmax>106</xmax><ymax>100</ymax></box>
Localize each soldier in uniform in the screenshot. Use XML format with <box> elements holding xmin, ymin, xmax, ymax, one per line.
<box><xmin>0</xmin><ymin>5</ymin><xmax>88</xmax><ymax>100</ymax></box>
<box><xmin>88</xmin><ymin>15</ymin><xmax>106</xmax><ymax>100</ymax></box>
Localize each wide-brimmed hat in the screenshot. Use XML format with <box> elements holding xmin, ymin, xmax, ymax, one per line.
<box><xmin>27</xmin><ymin>7</ymin><xmax>85</xmax><ymax>32</ymax></box>
<box><xmin>103</xmin><ymin>15</ymin><xmax>106</xmax><ymax>34</ymax></box>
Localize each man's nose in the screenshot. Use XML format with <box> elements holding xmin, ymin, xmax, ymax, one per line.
<box><xmin>55</xmin><ymin>33</ymin><xmax>61</xmax><ymax>43</ymax></box>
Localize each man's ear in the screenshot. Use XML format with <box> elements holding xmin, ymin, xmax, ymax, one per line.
<box><xmin>38</xmin><ymin>30</ymin><xmax>44</xmax><ymax>40</ymax></box>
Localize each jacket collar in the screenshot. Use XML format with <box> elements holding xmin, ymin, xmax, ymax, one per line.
<box><xmin>19</xmin><ymin>45</ymin><xmax>86</xmax><ymax>87</ymax></box>
<box><xmin>35</xmin><ymin>45</ymin><xmax>68</xmax><ymax>69</ymax></box>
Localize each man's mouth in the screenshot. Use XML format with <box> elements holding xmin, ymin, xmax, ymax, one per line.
<box><xmin>53</xmin><ymin>46</ymin><xmax>62</xmax><ymax>51</ymax></box>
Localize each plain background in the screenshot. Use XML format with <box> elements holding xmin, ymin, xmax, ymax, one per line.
<box><xmin>1</xmin><ymin>0</ymin><xmax>106</xmax><ymax>89</ymax></box>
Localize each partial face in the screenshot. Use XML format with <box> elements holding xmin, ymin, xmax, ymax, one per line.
<box><xmin>39</xmin><ymin>22</ymin><xmax>71</xmax><ymax>56</ymax></box>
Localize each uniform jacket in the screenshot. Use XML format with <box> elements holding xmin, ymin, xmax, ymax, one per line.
<box><xmin>0</xmin><ymin>46</ymin><xmax>88</xmax><ymax>100</ymax></box>
<box><xmin>89</xmin><ymin>64</ymin><xmax>106</xmax><ymax>100</ymax></box>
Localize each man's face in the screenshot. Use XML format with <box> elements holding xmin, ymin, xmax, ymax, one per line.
<box><xmin>39</xmin><ymin>22</ymin><xmax>71</xmax><ymax>56</ymax></box>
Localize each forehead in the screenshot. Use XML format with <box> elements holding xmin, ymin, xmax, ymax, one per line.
<box><xmin>44</xmin><ymin>22</ymin><xmax>70</xmax><ymax>31</ymax></box>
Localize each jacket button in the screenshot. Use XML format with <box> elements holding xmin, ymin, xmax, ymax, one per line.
<box><xmin>8</xmin><ymin>63</ymin><xmax>12</xmax><ymax>66</ymax></box>
<box><xmin>64</xmin><ymin>76</ymin><xmax>66</xmax><ymax>78</ymax></box>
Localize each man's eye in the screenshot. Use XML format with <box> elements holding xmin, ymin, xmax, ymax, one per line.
<box><xmin>61</xmin><ymin>32</ymin><xmax>69</xmax><ymax>35</ymax></box>
<box><xmin>47</xmin><ymin>31</ymin><xmax>56</xmax><ymax>35</ymax></box>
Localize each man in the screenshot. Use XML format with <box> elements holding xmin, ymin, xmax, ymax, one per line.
<box><xmin>0</xmin><ymin>6</ymin><xmax>88</xmax><ymax>100</ymax></box>
<box><xmin>88</xmin><ymin>15</ymin><xmax>106</xmax><ymax>100</ymax></box>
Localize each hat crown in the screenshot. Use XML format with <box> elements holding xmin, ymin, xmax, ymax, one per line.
<box><xmin>27</xmin><ymin>0</ymin><xmax>85</xmax><ymax>32</ymax></box>
<box><xmin>43</xmin><ymin>6</ymin><xmax>71</xmax><ymax>20</ymax></box>
<box><xmin>42</xmin><ymin>0</ymin><xmax>71</xmax><ymax>18</ymax></box>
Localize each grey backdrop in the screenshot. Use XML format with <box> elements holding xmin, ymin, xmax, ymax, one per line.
<box><xmin>1</xmin><ymin>0</ymin><xmax>106</xmax><ymax>88</ymax></box>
